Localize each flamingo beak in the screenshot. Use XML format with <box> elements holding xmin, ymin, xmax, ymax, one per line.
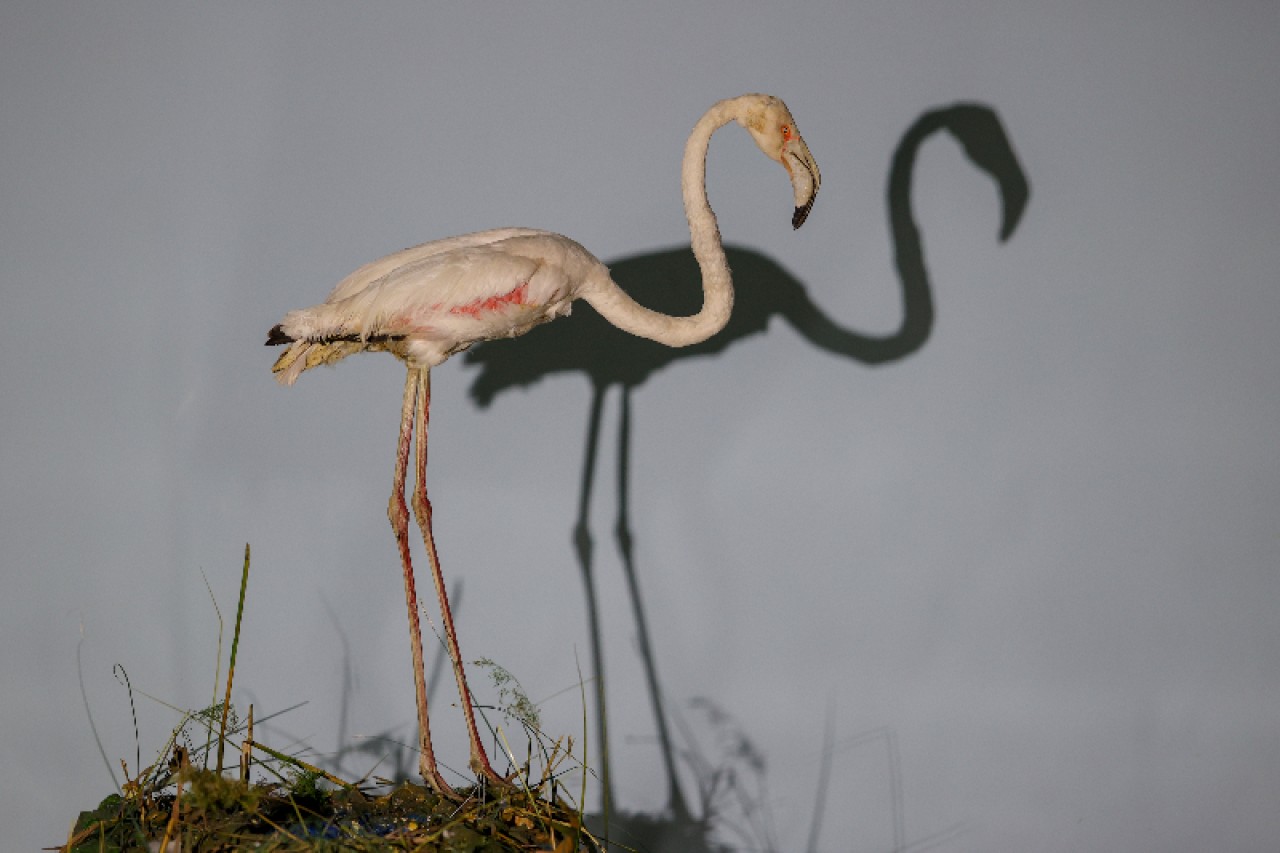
<box><xmin>783</xmin><ymin>135</ymin><xmax>820</xmax><ymax>229</ymax></box>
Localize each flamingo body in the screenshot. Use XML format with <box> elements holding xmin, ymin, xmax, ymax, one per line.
<box><xmin>269</xmin><ymin>228</ymin><xmax>605</xmax><ymax>383</ymax></box>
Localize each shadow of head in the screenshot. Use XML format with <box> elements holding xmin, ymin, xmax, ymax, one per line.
<box><xmin>465</xmin><ymin>101</ymin><xmax>1030</xmax><ymax>409</ymax></box>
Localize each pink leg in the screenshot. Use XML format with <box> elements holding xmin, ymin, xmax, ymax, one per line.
<box><xmin>410</xmin><ymin>368</ymin><xmax>508</xmax><ymax>786</ymax></box>
<box><xmin>388</xmin><ymin>369</ymin><xmax>456</xmax><ymax>797</ymax></box>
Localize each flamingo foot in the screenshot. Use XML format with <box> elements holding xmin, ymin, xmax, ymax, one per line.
<box><xmin>420</xmin><ymin>760</ymin><xmax>461</xmax><ymax>801</ymax></box>
<box><xmin>472</xmin><ymin>756</ymin><xmax>519</xmax><ymax>790</ymax></box>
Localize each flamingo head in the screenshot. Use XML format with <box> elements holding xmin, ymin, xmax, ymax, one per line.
<box><xmin>740</xmin><ymin>95</ymin><xmax>821</xmax><ymax>228</ymax></box>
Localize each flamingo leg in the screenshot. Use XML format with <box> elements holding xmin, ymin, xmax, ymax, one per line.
<box><xmin>409</xmin><ymin>368</ymin><xmax>507</xmax><ymax>786</ymax></box>
<box><xmin>388</xmin><ymin>368</ymin><xmax>456</xmax><ymax>797</ymax></box>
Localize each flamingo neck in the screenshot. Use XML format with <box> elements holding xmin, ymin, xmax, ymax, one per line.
<box><xmin>681</xmin><ymin>98</ymin><xmax>737</xmax><ymax>334</ymax></box>
<box><xmin>584</xmin><ymin>98</ymin><xmax>745</xmax><ymax>347</ymax></box>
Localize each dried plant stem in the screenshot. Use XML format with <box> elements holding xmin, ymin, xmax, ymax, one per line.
<box><xmin>240</xmin><ymin>704</ymin><xmax>254</xmax><ymax>783</ymax></box>
<box><xmin>158</xmin><ymin>748</ymin><xmax>187</xmax><ymax>853</ymax></box>
<box><xmin>217</xmin><ymin>543</ymin><xmax>251</xmax><ymax>774</ymax></box>
<box><xmin>246</xmin><ymin>739</ymin><xmax>354</xmax><ymax>790</ymax></box>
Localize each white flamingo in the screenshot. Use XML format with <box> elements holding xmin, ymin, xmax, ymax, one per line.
<box><xmin>266</xmin><ymin>94</ymin><xmax>821</xmax><ymax>797</ymax></box>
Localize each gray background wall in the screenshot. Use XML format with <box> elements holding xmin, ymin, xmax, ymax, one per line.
<box><xmin>3</xmin><ymin>2</ymin><xmax>1278</xmax><ymax>850</ymax></box>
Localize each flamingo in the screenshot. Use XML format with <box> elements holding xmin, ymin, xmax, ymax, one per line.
<box><xmin>265</xmin><ymin>94</ymin><xmax>820</xmax><ymax>798</ymax></box>
<box><xmin>463</xmin><ymin>102</ymin><xmax>1029</xmax><ymax>817</ymax></box>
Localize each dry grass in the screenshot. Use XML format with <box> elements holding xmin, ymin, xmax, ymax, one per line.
<box><xmin>57</xmin><ymin>546</ymin><xmax>602</xmax><ymax>853</ymax></box>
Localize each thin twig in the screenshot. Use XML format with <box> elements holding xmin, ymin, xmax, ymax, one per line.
<box><xmin>575</xmin><ymin>650</ymin><xmax>591</xmax><ymax>849</ymax></box>
<box><xmin>198</xmin><ymin>565</ymin><xmax>225</xmax><ymax>769</ymax></box>
<box><xmin>77</xmin><ymin>618</ymin><xmax>120</xmax><ymax>793</ymax></box>
<box><xmin>112</xmin><ymin>665</ymin><xmax>141</xmax><ymax>786</ymax></box>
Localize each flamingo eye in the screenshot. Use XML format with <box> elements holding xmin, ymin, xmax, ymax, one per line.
<box><xmin>781</xmin><ymin>124</ymin><xmax>792</xmax><ymax>140</ymax></box>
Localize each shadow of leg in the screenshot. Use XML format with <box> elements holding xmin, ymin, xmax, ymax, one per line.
<box><xmin>573</xmin><ymin>384</ymin><xmax>614</xmax><ymax>818</ymax></box>
<box><xmin>615</xmin><ymin>385</ymin><xmax>690</xmax><ymax>821</ymax></box>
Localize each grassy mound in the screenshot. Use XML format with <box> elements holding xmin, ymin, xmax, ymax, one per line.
<box><xmin>64</xmin><ymin>769</ymin><xmax>598</xmax><ymax>852</ymax></box>
<box><xmin>58</xmin><ymin>546</ymin><xmax>601</xmax><ymax>852</ymax></box>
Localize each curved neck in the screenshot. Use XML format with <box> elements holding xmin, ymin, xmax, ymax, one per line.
<box><xmin>583</xmin><ymin>98</ymin><xmax>746</xmax><ymax>347</ymax></box>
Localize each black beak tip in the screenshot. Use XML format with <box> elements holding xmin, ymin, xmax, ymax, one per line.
<box><xmin>792</xmin><ymin>199</ymin><xmax>814</xmax><ymax>230</ymax></box>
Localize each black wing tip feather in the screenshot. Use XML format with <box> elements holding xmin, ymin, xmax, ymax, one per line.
<box><xmin>265</xmin><ymin>324</ymin><xmax>293</xmax><ymax>346</ymax></box>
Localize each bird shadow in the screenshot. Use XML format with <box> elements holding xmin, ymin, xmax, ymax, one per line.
<box><xmin>319</xmin><ymin>582</ymin><xmax>464</xmax><ymax>785</ymax></box>
<box><xmin>462</xmin><ymin>102</ymin><xmax>1030</xmax><ymax>842</ymax></box>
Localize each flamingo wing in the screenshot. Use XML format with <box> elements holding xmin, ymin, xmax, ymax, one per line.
<box><xmin>273</xmin><ymin>238</ymin><xmax>579</xmax><ymax>383</ymax></box>
<box><xmin>323</xmin><ymin>227</ymin><xmax>549</xmax><ymax>304</ymax></box>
